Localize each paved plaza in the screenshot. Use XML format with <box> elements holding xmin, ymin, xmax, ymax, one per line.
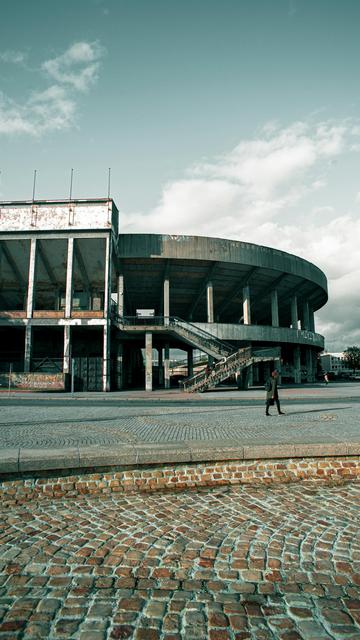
<box><xmin>0</xmin><ymin>383</ymin><xmax>360</xmax><ymax>472</ymax></box>
<box><xmin>0</xmin><ymin>383</ymin><xmax>360</xmax><ymax>639</ymax></box>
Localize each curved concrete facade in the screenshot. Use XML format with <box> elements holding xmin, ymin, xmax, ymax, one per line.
<box><xmin>117</xmin><ymin>233</ymin><xmax>327</xmax><ymax>387</ymax></box>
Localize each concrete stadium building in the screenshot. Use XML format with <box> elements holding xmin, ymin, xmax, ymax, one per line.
<box><xmin>0</xmin><ymin>198</ymin><xmax>327</xmax><ymax>392</ymax></box>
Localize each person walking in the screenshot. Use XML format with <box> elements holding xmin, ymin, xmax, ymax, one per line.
<box><xmin>324</xmin><ymin>372</ymin><xmax>329</xmax><ymax>385</ymax></box>
<box><xmin>265</xmin><ymin>369</ymin><xmax>285</xmax><ymax>416</ymax></box>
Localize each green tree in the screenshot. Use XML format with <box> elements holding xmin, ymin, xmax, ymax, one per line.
<box><xmin>343</xmin><ymin>346</ymin><xmax>360</xmax><ymax>373</ymax></box>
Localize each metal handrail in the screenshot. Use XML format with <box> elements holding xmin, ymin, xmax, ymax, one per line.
<box><xmin>113</xmin><ymin>314</ymin><xmax>234</xmax><ymax>356</ymax></box>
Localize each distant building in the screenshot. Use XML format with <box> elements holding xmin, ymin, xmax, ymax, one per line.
<box><xmin>320</xmin><ymin>352</ymin><xmax>359</xmax><ymax>376</ymax></box>
<box><xmin>0</xmin><ymin>198</ymin><xmax>328</xmax><ymax>391</ymax></box>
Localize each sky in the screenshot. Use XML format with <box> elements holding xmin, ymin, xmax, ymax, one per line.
<box><xmin>0</xmin><ymin>0</ymin><xmax>359</xmax><ymax>352</ymax></box>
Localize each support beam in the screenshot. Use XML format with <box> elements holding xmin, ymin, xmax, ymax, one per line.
<box><xmin>164</xmin><ymin>344</ymin><xmax>170</xmax><ymax>389</ymax></box>
<box><xmin>306</xmin><ymin>347</ymin><xmax>314</xmax><ymax>383</ymax></box>
<box><xmin>117</xmin><ymin>273</ymin><xmax>124</xmax><ymax>317</ymax></box>
<box><xmin>145</xmin><ymin>332</ymin><xmax>153</xmax><ymax>391</ymax></box>
<box><xmin>24</xmin><ymin>325</ymin><xmax>32</xmax><ymax>373</ymax></box>
<box><xmin>188</xmin><ymin>348</ymin><xmax>194</xmax><ymax>378</ymax></box>
<box><xmin>104</xmin><ymin>235</ymin><xmax>111</xmax><ymax>319</ymax></box>
<box><xmin>115</xmin><ymin>342</ymin><xmax>124</xmax><ymax>390</ymax></box>
<box><xmin>243</xmin><ymin>285</ymin><xmax>251</xmax><ymax>325</ymax></box>
<box><xmin>216</xmin><ymin>267</ymin><xmax>258</xmax><ymax>317</ymax></box>
<box><xmin>302</xmin><ymin>301</ymin><xmax>310</xmax><ymax>330</ymax></box>
<box><xmin>163</xmin><ymin>276</ymin><xmax>170</xmax><ymax>323</ymax></box>
<box><xmin>271</xmin><ymin>289</ymin><xmax>279</xmax><ymax>327</ymax></box>
<box><xmin>309</xmin><ymin>306</ymin><xmax>315</xmax><ymax>332</ymax></box>
<box><xmin>37</xmin><ymin>241</ymin><xmax>58</xmax><ymax>288</ymax></box>
<box><xmin>1</xmin><ymin>242</ymin><xmax>26</xmax><ymax>290</ymax></box>
<box><xmin>187</xmin><ymin>262</ymin><xmax>218</xmax><ymax>319</ymax></box>
<box><xmin>206</xmin><ymin>281</ymin><xmax>214</xmax><ymax>323</ymax></box>
<box><xmin>63</xmin><ymin>325</ymin><xmax>71</xmax><ymax>375</ymax></box>
<box><xmin>293</xmin><ymin>346</ymin><xmax>301</xmax><ymax>383</ymax></box>
<box><xmin>291</xmin><ymin>296</ymin><xmax>298</xmax><ymax>329</ymax></box>
<box><xmin>158</xmin><ymin>347</ymin><xmax>164</xmax><ymax>385</ymax></box>
<box><xmin>65</xmin><ymin>238</ymin><xmax>74</xmax><ymax>319</ymax></box>
<box><xmin>26</xmin><ymin>238</ymin><xmax>37</xmax><ymax>318</ymax></box>
<box><xmin>74</xmin><ymin>241</ymin><xmax>91</xmax><ymax>294</ymax></box>
<box><xmin>103</xmin><ymin>321</ymin><xmax>111</xmax><ymax>391</ymax></box>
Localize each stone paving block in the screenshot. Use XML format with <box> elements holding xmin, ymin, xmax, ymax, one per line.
<box><xmin>79</xmin><ymin>445</ymin><xmax>137</xmax><ymax>467</ymax></box>
<box><xmin>243</xmin><ymin>444</ymin><xmax>296</xmax><ymax>459</ymax></box>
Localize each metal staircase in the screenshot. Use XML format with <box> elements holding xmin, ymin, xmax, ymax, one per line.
<box><xmin>112</xmin><ymin>315</ymin><xmax>233</xmax><ymax>359</ymax></box>
<box><xmin>181</xmin><ymin>347</ymin><xmax>280</xmax><ymax>393</ymax></box>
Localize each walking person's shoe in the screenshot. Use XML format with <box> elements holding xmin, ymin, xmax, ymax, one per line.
<box><xmin>278</xmin><ymin>411</ymin><xmax>285</xmax><ymax>415</ymax></box>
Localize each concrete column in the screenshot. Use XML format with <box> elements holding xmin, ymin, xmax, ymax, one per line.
<box><xmin>164</xmin><ymin>277</ymin><xmax>170</xmax><ymax>324</ymax></box>
<box><xmin>26</xmin><ymin>238</ymin><xmax>37</xmax><ymax>318</ymax></box>
<box><xmin>306</xmin><ymin>347</ymin><xmax>314</xmax><ymax>383</ymax></box>
<box><xmin>247</xmin><ymin>364</ymin><xmax>253</xmax><ymax>387</ymax></box>
<box><xmin>104</xmin><ymin>235</ymin><xmax>111</xmax><ymax>319</ymax></box>
<box><xmin>309</xmin><ymin>307</ymin><xmax>315</xmax><ymax>333</ymax></box>
<box><xmin>63</xmin><ymin>325</ymin><xmax>71</xmax><ymax>375</ymax></box>
<box><xmin>206</xmin><ymin>281</ymin><xmax>214</xmax><ymax>323</ymax></box>
<box><xmin>302</xmin><ymin>301</ymin><xmax>310</xmax><ymax>330</ymax></box>
<box><xmin>117</xmin><ymin>274</ymin><xmax>124</xmax><ymax>317</ymax></box>
<box><xmin>293</xmin><ymin>346</ymin><xmax>301</xmax><ymax>383</ymax></box>
<box><xmin>65</xmin><ymin>238</ymin><xmax>74</xmax><ymax>319</ymax></box>
<box><xmin>158</xmin><ymin>348</ymin><xmax>164</xmax><ymax>386</ymax></box>
<box><xmin>115</xmin><ymin>342</ymin><xmax>123</xmax><ymax>390</ymax></box>
<box><xmin>271</xmin><ymin>289</ymin><xmax>279</xmax><ymax>327</ymax></box>
<box><xmin>145</xmin><ymin>332</ymin><xmax>153</xmax><ymax>391</ymax></box>
<box><xmin>188</xmin><ymin>349</ymin><xmax>194</xmax><ymax>378</ymax></box>
<box><xmin>103</xmin><ymin>321</ymin><xmax>111</xmax><ymax>392</ymax></box>
<box><xmin>24</xmin><ymin>325</ymin><xmax>32</xmax><ymax>372</ymax></box>
<box><xmin>291</xmin><ymin>296</ymin><xmax>298</xmax><ymax>329</ymax></box>
<box><xmin>243</xmin><ymin>285</ymin><xmax>251</xmax><ymax>325</ymax></box>
<box><xmin>164</xmin><ymin>344</ymin><xmax>170</xmax><ymax>389</ymax></box>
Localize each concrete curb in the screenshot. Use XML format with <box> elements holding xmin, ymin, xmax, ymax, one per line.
<box><xmin>1</xmin><ymin>440</ymin><xmax>360</xmax><ymax>475</ymax></box>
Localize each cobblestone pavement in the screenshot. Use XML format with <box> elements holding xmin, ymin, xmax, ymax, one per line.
<box><xmin>0</xmin><ymin>385</ymin><xmax>360</xmax><ymax>451</ymax></box>
<box><xmin>0</xmin><ymin>482</ymin><xmax>360</xmax><ymax>639</ymax></box>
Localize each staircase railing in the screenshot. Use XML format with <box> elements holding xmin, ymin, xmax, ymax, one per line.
<box><xmin>113</xmin><ymin>314</ymin><xmax>234</xmax><ymax>358</ymax></box>
<box><xmin>181</xmin><ymin>346</ymin><xmax>281</xmax><ymax>393</ymax></box>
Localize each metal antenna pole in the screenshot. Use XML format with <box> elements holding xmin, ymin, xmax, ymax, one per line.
<box><xmin>108</xmin><ymin>167</ymin><xmax>111</xmax><ymax>199</ymax></box>
<box><xmin>32</xmin><ymin>169</ymin><xmax>37</xmax><ymax>201</ymax></box>
<box><xmin>69</xmin><ymin>168</ymin><xmax>74</xmax><ymax>201</ymax></box>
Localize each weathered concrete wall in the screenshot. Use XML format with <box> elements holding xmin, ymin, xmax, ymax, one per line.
<box><xmin>0</xmin><ymin>200</ymin><xmax>118</xmax><ymax>235</ymax></box>
<box><xmin>0</xmin><ymin>373</ymin><xmax>66</xmax><ymax>391</ymax></box>
<box><xmin>119</xmin><ymin>234</ymin><xmax>328</xmax><ymax>301</ymax></box>
<box><xmin>195</xmin><ymin>323</ymin><xmax>325</xmax><ymax>349</ymax></box>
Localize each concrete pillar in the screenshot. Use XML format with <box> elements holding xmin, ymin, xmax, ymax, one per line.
<box><xmin>26</xmin><ymin>238</ymin><xmax>37</xmax><ymax>318</ymax></box>
<box><xmin>164</xmin><ymin>277</ymin><xmax>170</xmax><ymax>324</ymax></box>
<box><xmin>291</xmin><ymin>296</ymin><xmax>298</xmax><ymax>329</ymax></box>
<box><xmin>145</xmin><ymin>332</ymin><xmax>153</xmax><ymax>391</ymax></box>
<box><xmin>271</xmin><ymin>289</ymin><xmax>279</xmax><ymax>327</ymax></box>
<box><xmin>115</xmin><ymin>342</ymin><xmax>123</xmax><ymax>390</ymax></box>
<box><xmin>302</xmin><ymin>301</ymin><xmax>310</xmax><ymax>330</ymax></box>
<box><xmin>104</xmin><ymin>235</ymin><xmax>111</xmax><ymax>319</ymax></box>
<box><xmin>206</xmin><ymin>281</ymin><xmax>214</xmax><ymax>323</ymax></box>
<box><xmin>293</xmin><ymin>346</ymin><xmax>301</xmax><ymax>383</ymax></box>
<box><xmin>247</xmin><ymin>364</ymin><xmax>253</xmax><ymax>387</ymax></box>
<box><xmin>63</xmin><ymin>325</ymin><xmax>71</xmax><ymax>375</ymax></box>
<box><xmin>24</xmin><ymin>325</ymin><xmax>32</xmax><ymax>372</ymax></box>
<box><xmin>164</xmin><ymin>344</ymin><xmax>170</xmax><ymax>389</ymax></box>
<box><xmin>243</xmin><ymin>285</ymin><xmax>251</xmax><ymax>325</ymax></box>
<box><xmin>65</xmin><ymin>238</ymin><xmax>74</xmax><ymax>319</ymax></box>
<box><xmin>117</xmin><ymin>274</ymin><xmax>124</xmax><ymax>317</ymax></box>
<box><xmin>309</xmin><ymin>307</ymin><xmax>315</xmax><ymax>333</ymax></box>
<box><xmin>103</xmin><ymin>321</ymin><xmax>111</xmax><ymax>391</ymax></box>
<box><xmin>158</xmin><ymin>348</ymin><xmax>164</xmax><ymax>386</ymax></box>
<box><xmin>188</xmin><ymin>349</ymin><xmax>194</xmax><ymax>378</ymax></box>
<box><xmin>306</xmin><ymin>347</ymin><xmax>314</xmax><ymax>383</ymax></box>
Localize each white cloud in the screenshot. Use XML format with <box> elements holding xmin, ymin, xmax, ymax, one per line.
<box><xmin>122</xmin><ymin>119</ymin><xmax>360</xmax><ymax>351</ymax></box>
<box><xmin>0</xmin><ymin>41</ymin><xmax>105</xmax><ymax>136</ymax></box>
<box><xmin>42</xmin><ymin>41</ymin><xmax>104</xmax><ymax>91</ymax></box>
<box><xmin>0</xmin><ymin>50</ymin><xmax>27</xmax><ymax>64</ymax></box>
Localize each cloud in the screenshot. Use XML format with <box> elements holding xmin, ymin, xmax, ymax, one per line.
<box><xmin>122</xmin><ymin>119</ymin><xmax>360</xmax><ymax>351</ymax></box>
<box><xmin>0</xmin><ymin>41</ymin><xmax>105</xmax><ymax>136</ymax></box>
<box><xmin>0</xmin><ymin>50</ymin><xmax>27</xmax><ymax>64</ymax></box>
<box><xmin>42</xmin><ymin>41</ymin><xmax>104</xmax><ymax>91</ymax></box>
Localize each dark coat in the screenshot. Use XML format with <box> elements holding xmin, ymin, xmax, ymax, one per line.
<box><xmin>265</xmin><ymin>376</ymin><xmax>279</xmax><ymax>401</ymax></box>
